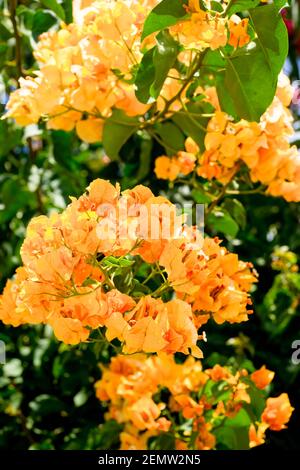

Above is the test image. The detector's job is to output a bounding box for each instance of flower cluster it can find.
[155,137,199,181]
[155,74,300,202]
[171,2,250,51]
[95,353,293,450]
[4,0,154,141]
[4,0,250,141]
[0,179,256,354]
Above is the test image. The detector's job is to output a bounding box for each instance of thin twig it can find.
[9,0,23,78]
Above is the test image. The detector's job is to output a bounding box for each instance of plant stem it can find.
[205,167,240,215]
[151,51,207,125]
[9,0,23,78]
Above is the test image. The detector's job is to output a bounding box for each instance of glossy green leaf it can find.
[192,187,213,204]
[41,0,65,20]
[16,5,35,29]
[205,4,288,121]
[211,1,225,13]
[142,0,188,40]
[274,0,290,10]
[215,425,250,450]
[249,4,288,79]
[52,130,74,169]
[149,432,176,450]
[155,121,185,155]
[246,382,267,421]
[226,408,252,427]
[150,30,180,99]
[32,10,57,40]
[207,207,240,238]
[218,49,276,121]
[102,109,140,160]
[222,198,247,230]
[0,23,12,41]
[135,47,156,104]
[136,136,153,182]
[225,0,260,16]
[62,0,73,23]
[135,30,179,104]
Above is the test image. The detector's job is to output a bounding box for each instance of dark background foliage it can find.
[0,0,299,450]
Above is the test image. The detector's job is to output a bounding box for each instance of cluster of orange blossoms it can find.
[155,74,300,202]
[171,1,250,51]
[0,179,256,354]
[95,354,293,450]
[5,0,155,141]
[4,0,250,141]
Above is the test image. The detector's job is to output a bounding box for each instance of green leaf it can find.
[142,0,188,40]
[0,23,12,41]
[136,136,153,181]
[51,129,78,172]
[32,10,57,40]
[192,187,212,204]
[41,0,65,20]
[135,47,156,104]
[246,381,266,421]
[130,279,152,296]
[202,48,225,74]
[149,432,176,450]
[96,420,123,450]
[222,198,247,230]
[29,440,55,450]
[226,408,252,427]
[207,207,240,238]
[102,256,134,267]
[216,48,274,122]
[102,109,140,160]
[172,101,213,151]
[211,0,225,13]
[215,425,250,450]
[211,381,232,403]
[135,30,179,104]
[208,4,288,121]
[249,4,289,78]
[151,30,180,98]
[155,121,185,155]
[16,5,35,29]
[274,0,290,11]
[62,0,73,23]
[29,394,64,418]
[225,0,260,16]
[258,272,300,336]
